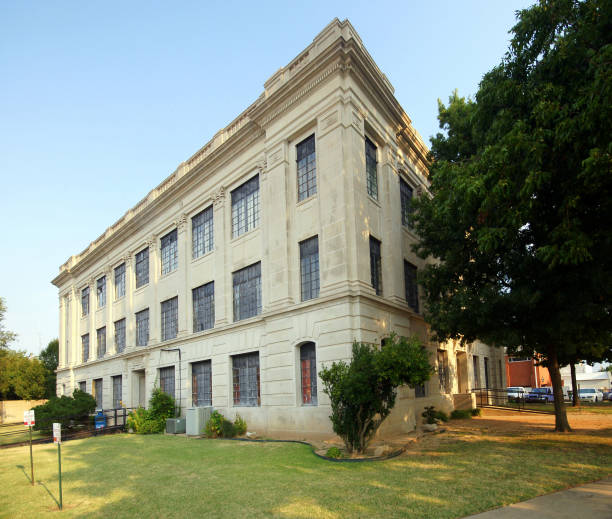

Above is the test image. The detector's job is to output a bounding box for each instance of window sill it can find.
[134,283,150,295]
[160,268,178,280]
[296,193,317,208]
[232,404,260,408]
[231,225,260,245]
[367,194,381,207]
[401,225,419,241]
[191,248,214,265]
[113,295,125,304]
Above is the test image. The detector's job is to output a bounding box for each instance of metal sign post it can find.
[24,410,35,485]
[53,423,62,510]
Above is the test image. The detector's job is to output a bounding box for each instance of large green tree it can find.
[39,339,59,398]
[0,297,17,350]
[412,0,611,431]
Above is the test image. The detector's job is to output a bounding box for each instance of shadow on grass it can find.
[15,464,33,485]
[37,480,60,509]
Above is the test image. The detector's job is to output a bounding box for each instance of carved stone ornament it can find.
[175,214,187,232]
[146,235,157,248]
[213,186,225,207]
[123,253,132,266]
[256,158,268,180]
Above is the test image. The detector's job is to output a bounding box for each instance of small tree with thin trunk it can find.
[319,334,432,455]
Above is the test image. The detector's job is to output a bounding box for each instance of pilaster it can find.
[213,187,228,326]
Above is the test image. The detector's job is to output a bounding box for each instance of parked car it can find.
[506,387,527,402]
[526,387,554,403]
[578,388,604,402]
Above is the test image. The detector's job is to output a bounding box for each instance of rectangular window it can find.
[161,229,178,275]
[231,175,260,238]
[365,137,378,199]
[232,352,260,406]
[297,134,316,201]
[79,381,86,392]
[96,327,106,358]
[192,360,212,407]
[114,318,126,353]
[369,236,382,296]
[415,384,427,398]
[93,378,103,409]
[473,356,481,388]
[135,247,149,288]
[96,276,106,308]
[438,350,450,393]
[192,206,214,259]
[233,262,262,321]
[81,334,89,363]
[300,236,320,301]
[159,366,175,400]
[114,263,126,299]
[400,178,414,227]
[81,287,89,317]
[136,308,149,347]
[484,357,490,389]
[300,343,317,405]
[404,261,419,312]
[193,282,214,332]
[161,297,178,341]
[112,375,122,409]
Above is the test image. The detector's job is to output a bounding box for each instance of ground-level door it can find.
[132,370,146,408]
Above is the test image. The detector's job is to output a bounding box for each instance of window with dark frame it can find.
[232,352,260,406]
[114,263,126,299]
[96,327,106,358]
[369,236,382,296]
[415,383,427,398]
[135,308,149,347]
[297,134,317,201]
[231,175,260,238]
[404,260,419,312]
[192,360,212,407]
[193,282,214,332]
[473,355,481,388]
[159,366,175,400]
[400,178,414,227]
[93,378,103,409]
[299,236,319,301]
[112,375,122,409]
[233,262,261,321]
[161,297,178,341]
[79,381,86,392]
[81,287,89,316]
[438,350,451,393]
[300,342,317,405]
[160,229,178,275]
[81,334,89,363]
[192,206,214,259]
[114,318,126,353]
[365,137,378,199]
[484,357,490,389]
[96,276,106,308]
[135,247,149,288]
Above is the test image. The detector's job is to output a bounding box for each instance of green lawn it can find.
[0,424,44,446]
[1,426,611,519]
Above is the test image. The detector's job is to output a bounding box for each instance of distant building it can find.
[560,363,611,392]
[505,356,551,388]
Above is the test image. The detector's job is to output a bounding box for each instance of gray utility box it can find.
[186,407,213,436]
[166,418,186,434]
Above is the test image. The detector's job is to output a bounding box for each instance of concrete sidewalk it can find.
[464,478,612,518]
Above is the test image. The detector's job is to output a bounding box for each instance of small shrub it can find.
[221,419,236,438]
[33,389,97,433]
[434,410,449,422]
[126,387,176,434]
[450,409,472,420]
[326,447,343,459]
[149,388,176,420]
[422,406,439,424]
[234,414,247,436]
[205,410,226,438]
[471,408,481,416]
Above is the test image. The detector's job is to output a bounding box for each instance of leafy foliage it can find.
[412,0,612,432]
[233,414,247,436]
[0,297,16,351]
[450,409,473,420]
[32,389,97,433]
[0,349,47,400]
[39,339,59,399]
[325,447,343,459]
[204,411,247,438]
[320,334,433,454]
[422,406,439,425]
[127,388,176,434]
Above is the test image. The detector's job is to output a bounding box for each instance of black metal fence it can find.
[472,387,526,410]
[0,408,134,449]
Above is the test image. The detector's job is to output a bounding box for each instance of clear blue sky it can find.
[0,0,534,356]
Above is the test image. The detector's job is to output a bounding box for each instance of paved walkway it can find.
[464,478,612,518]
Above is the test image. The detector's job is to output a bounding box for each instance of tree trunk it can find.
[570,362,580,407]
[547,345,571,432]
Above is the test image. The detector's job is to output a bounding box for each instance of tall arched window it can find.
[300,342,317,405]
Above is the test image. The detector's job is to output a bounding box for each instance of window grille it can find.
[161,297,178,341]
[160,366,175,400]
[300,343,317,405]
[400,178,414,227]
[161,229,178,275]
[192,206,214,259]
[81,287,89,316]
[415,384,427,398]
[192,360,212,407]
[300,236,320,301]
[112,375,122,409]
[365,137,378,199]
[114,318,126,353]
[96,327,106,358]
[114,263,126,299]
[93,378,103,409]
[473,356,481,387]
[484,357,490,389]
[79,381,86,392]
[193,282,214,332]
[233,262,261,321]
[232,352,260,406]
[135,247,149,288]
[438,350,451,393]
[297,135,316,201]
[96,276,106,308]
[81,334,89,363]
[404,261,419,312]
[136,308,149,346]
[231,175,260,238]
[369,236,382,296]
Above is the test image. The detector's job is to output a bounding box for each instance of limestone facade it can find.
[52,19,504,436]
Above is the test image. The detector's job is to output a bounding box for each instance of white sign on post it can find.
[53,423,61,444]
[23,410,35,427]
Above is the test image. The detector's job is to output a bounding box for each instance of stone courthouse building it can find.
[52,19,504,436]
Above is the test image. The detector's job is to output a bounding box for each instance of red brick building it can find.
[505,356,551,388]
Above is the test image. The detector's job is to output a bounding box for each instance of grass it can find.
[504,402,612,414]
[1,420,611,519]
[0,424,44,446]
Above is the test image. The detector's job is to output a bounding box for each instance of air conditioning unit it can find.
[166,418,186,434]
[186,407,213,436]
